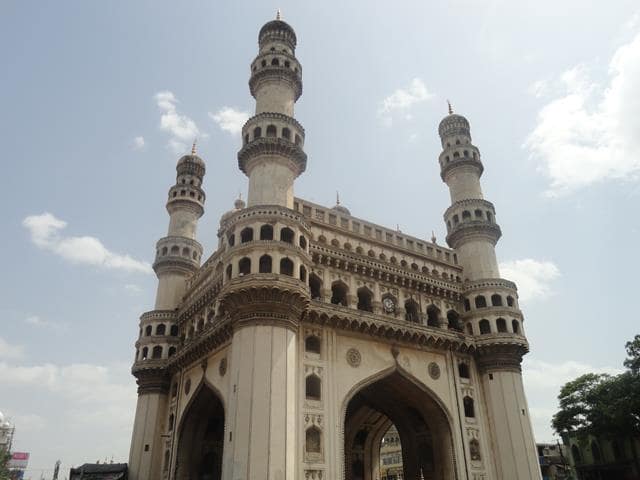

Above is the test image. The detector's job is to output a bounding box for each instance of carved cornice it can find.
[446,221,502,248]
[219,275,310,331]
[463,278,517,294]
[238,137,307,177]
[440,157,484,182]
[474,337,529,373]
[178,276,223,324]
[218,204,311,233]
[140,310,176,323]
[249,66,303,101]
[132,363,170,394]
[444,199,495,219]
[305,302,476,354]
[243,111,305,135]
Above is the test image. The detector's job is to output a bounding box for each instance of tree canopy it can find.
[552,335,640,438]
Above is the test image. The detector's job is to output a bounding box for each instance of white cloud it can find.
[378,78,434,126]
[527,79,550,99]
[24,315,68,331]
[0,337,24,360]
[210,107,250,135]
[525,32,640,196]
[124,284,142,295]
[131,136,145,151]
[23,213,152,274]
[155,90,201,154]
[499,259,560,303]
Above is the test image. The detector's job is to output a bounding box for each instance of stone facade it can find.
[127,15,541,480]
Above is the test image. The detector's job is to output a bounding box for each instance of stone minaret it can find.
[217,14,311,479]
[128,146,206,480]
[239,11,306,208]
[439,109,541,479]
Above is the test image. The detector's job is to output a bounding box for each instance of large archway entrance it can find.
[175,384,225,480]
[344,370,455,480]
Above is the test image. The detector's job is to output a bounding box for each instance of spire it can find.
[431,230,437,244]
[447,100,453,115]
[276,8,282,20]
[336,191,340,205]
[191,139,197,155]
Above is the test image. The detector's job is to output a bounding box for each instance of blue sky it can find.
[1,0,640,476]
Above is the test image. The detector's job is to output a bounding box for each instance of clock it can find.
[383,297,396,313]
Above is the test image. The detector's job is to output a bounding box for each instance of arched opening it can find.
[168,346,176,357]
[227,234,235,247]
[280,227,294,243]
[282,127,291,140]
[271,58,280,66]
[464,298,471,311]
[299,235,307,249]
[170,325,179,336]
[225,264,232,281]
[344,370,455,480]
[259,254,272,273]
[404,299,420,323]
[266,124,277,137]
[309,273,322,300]
[253,126,261,139]
[260,224,273,240]
[145,325,152,336]
[305,335,321,354]
[491,294,503,307]
[475,295,487,308]
[175,385,225,480]
[458,362,470,379]
[306,375,321,400]
[466,323,473,335]
[306,426,322,456]
[506,296,515,307]
[479,319,491,334]
[426,305,440,327]
[238,257,251,276]
[152,346,163,359]
[331,281,348,307]
[446,310,462,331]
[357,287,373,312]
[462,210,471,221]
[279,257,294,276]
[240,227,253,243]
[299,265,307,282]
[463,396,475,418]
[512,319,520,334]
[141,347,148,360]
[496,318,507,332]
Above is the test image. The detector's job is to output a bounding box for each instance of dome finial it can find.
[191,138,197,155]
[336,190,340,205]
[431,230,437,244]
[276,8,282,20]
[447,100,453,115]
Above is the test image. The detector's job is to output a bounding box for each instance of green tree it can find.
[624,334,640,375]
[551,373,610,435]
[0,446,11,480]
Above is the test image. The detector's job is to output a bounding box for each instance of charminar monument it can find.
[128,13,541,480]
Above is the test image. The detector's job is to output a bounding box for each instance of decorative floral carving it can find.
[428,362,441,379]
[346,348,361,367]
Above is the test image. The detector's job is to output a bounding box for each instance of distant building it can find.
[537,442,571,479]
[380,426,403,480]
[0,411,14,451]
[563,433,640,480]
[69,463,127,480]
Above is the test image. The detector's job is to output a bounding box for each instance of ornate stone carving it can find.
[346,348,361,367]
[428,362,441,380]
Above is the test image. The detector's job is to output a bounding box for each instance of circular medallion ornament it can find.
[428,362,441,380]
[219,357,228,376]
[382,297,396,314]
[184,378,192,395]
[346,348,361,367]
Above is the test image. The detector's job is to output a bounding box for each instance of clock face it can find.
[383,297,396,313]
